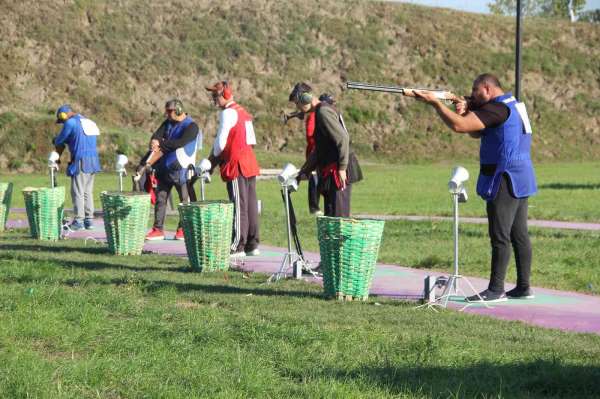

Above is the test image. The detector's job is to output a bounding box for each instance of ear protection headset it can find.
[57,112,68,122]
[166,99,184,116]
[174,100,183,116]
[299,91,313,105]
[221,81,232,100]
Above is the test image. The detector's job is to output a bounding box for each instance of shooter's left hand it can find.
[413,90,441,104]
[339,169,347,190]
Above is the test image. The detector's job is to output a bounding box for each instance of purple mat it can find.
[5,217,600,335]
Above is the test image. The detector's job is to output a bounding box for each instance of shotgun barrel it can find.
[346,81,461,103]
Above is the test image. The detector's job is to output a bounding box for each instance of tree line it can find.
[489,0,599,22]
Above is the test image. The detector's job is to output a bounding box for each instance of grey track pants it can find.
[71,172,95,222]
[226,175,260,253]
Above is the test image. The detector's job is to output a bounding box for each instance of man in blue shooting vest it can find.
[142,99,201,241]
[53,104,102,231]
[416,73,537,302]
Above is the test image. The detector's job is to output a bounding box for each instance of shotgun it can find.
[346,81,463,104]
[133,149,163,182]
[281,110,304,124]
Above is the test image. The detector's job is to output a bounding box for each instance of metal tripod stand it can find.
[423,189,489,311]
[118,170,126,192]
[268,183,317,282]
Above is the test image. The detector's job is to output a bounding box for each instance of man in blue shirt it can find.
[53,104,102,230]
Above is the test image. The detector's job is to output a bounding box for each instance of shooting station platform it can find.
[6,215,600,336]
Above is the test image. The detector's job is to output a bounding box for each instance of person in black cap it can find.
[289,83,362,217]
[53,104,101,230]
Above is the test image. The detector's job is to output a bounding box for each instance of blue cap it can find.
[55,104,72,124]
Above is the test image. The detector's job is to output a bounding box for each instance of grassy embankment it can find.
[1,1,599,172]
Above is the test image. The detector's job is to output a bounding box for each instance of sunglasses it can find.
[165,109,176,114]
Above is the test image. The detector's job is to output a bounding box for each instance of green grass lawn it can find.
[3,159,600,220]
[1,232,600,398]
[2,160,600,295]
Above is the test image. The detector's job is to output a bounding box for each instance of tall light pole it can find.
[515,0,522,100]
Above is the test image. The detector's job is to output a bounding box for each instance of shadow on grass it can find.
[0,253,324,299]
[412,255,450,269]
[0,248,188,273]
[540,183,600,190]
[2,272,324,300]
[284,360,600,398]
[140,279,324,299]
[0,243,110,255]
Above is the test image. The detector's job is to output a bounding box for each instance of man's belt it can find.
[480,164,497,176]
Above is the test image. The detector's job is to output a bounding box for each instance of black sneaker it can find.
[302,263,321,275]
[68,220,85,231]
[84,219,95,230]
[506,287,535,299]
[466,289,507,303]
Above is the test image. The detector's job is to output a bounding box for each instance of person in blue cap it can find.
[53,104,102,230]
[415,73,537,302]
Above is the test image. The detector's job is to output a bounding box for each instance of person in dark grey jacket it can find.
[289,83,362,217]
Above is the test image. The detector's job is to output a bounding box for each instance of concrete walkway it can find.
[10,208,600,231]
[355,214,600,231]
[5,216,600,336]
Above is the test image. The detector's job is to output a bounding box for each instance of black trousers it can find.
[322,180,352,218]
[153,168,196,230]
[308,173,321,213]
[486,173,532,293]
[227,175,260,252]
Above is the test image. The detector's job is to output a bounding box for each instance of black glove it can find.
[295,170,308,186]
[136,164,150,175]
[296,169,308,181]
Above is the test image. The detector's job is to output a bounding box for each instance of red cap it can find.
[205,81,233,100]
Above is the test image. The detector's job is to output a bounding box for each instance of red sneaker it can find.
[174,227,185,241]
[145,227,165,241]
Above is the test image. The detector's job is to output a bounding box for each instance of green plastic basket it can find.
[317,216,385,300]
[0,182,13,232]
[101,191,151,255]
[178,200,234,272]
[22,186,65,241]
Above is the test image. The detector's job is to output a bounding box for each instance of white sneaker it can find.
[246,248,260,256]
[230,250,246,258]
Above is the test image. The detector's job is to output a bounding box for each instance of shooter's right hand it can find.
[455,100,468,116]
[295,170,307,185]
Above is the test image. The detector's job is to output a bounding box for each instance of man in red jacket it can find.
[206,81,260,258]
[290,83,362,217]
[295,82,322,215]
